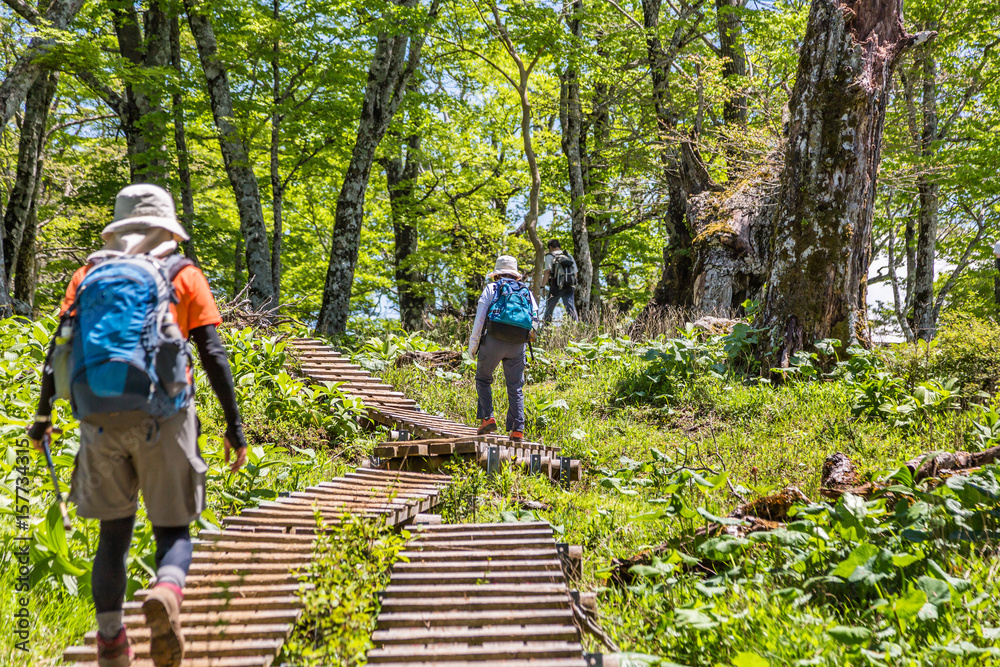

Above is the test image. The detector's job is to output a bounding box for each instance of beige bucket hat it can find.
[101,184,190,241]
[487,255,522,280]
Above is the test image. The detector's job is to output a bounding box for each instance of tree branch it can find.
[2,0,39,23]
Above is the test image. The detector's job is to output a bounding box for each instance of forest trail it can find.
[368,521,592,666]
[59,338,589,666]
[290,339,580,482]
[60,468,451,666]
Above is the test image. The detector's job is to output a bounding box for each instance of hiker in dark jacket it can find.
[468,255,538,443]
[542,239,579,323]
[28,184,247,667]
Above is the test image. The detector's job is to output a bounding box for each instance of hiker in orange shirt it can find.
[28,184,247,667]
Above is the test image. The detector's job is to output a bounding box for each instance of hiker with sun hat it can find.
[468,255,538,443]
[27,183,247,667]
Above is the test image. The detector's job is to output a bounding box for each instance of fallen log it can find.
[395,350,463,369]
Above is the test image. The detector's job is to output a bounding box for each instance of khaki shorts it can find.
[68,406,207,526]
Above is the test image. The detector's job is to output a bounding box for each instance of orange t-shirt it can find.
[60,262,222,338]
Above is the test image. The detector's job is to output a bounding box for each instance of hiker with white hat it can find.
[28,184,247,667]
[468,255,538,443]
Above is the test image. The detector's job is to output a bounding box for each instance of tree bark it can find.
[4,71,55,283]
[12,150,45,310]
[382,133,426,331]
[639,0,695,311]
[233,235,245,299]
[912,28,938,341]
[715,0,747,128]
[170,17,199,265]
[270,0,283,304]
[111,0,171,184]
[184,0,275,310]
[0,0,84,130]
[559,0,593,321]
[315,0,437,335]
[761,0,932,365]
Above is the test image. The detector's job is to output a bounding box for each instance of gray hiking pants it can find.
[475,335,526,433]
[543,286,578,322]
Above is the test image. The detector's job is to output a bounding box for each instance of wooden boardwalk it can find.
[369,521,591,666]
[62,469,451,666]
[290,338,581,481]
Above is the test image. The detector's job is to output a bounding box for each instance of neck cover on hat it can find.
[88,223,178,264]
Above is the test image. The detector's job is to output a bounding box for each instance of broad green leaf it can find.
[894,588,927,620]
[732,652,769,667]
[832,543,878,578]
[828,625,872,646]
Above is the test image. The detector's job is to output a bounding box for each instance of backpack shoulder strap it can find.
[163,254,195,282]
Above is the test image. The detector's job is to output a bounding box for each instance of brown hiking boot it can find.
[97,626,133,667]
[142,583,184,667]
[477,418,497,435]
[509,430,523,443]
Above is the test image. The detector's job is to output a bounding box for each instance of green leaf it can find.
[893,588,927,620]
[732,652,769,667]
[916,576,951,607]
[832,543,879,578]
[828,625,872,646]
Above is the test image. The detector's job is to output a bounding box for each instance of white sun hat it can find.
[487,255,522,280]
[100,184,190,241]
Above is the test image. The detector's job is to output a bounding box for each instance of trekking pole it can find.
[41,431,72,531]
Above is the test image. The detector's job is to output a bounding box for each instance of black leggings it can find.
[91,517,192,613]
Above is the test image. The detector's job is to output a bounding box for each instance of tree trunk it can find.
[233,235,245,299]
[184,0,274,310]
[560,0,593,321]
[112,0,171,184]
[315,0,436,335]
[383,133,426,331]
[4,71,56,282]
[270,0,283,304]
[640,0,695,311]
[170,17,199,265]
[518,83,545,300]
[12,151,44,310]
[0,0,84,129]
[761,0,931,365]
[912,29,938,341]
[715,0,747,128]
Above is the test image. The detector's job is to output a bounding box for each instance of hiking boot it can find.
[477,418,497,435]
[97,626,133,667]
[509,431,523,443]
[142,583,184,667]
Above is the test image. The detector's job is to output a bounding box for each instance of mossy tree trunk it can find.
[381,132,427,331]
[560,0,593,321]
[761,0,932,366]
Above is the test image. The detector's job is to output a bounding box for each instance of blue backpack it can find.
[486,278,536,344]
[57,254,194,419]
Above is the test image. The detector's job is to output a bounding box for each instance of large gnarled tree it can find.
[761,0,933,364]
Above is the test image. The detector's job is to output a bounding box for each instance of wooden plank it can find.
[392,559,562,573]
[120,609,301,628]
[389,571,565,584]
[84,624,292,644]
[65,638,284,661]
[373,624,580,644]
[366,641,585,663]
[383,584,568,598]
[378,595,571,613]
[68,658,272,667]
[375,608,575,629]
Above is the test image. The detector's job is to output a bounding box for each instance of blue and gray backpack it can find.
[486,278,536,344]
[55,254,194,419]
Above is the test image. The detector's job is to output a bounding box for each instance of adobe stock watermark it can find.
[12,437,32,652]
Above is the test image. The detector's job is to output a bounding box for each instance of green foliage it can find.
[281,514,407,665]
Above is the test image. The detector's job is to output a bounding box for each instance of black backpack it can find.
[549,252,577,290]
